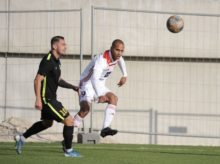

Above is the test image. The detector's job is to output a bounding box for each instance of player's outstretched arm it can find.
[34,74,44,110]
[118,57,128,87]
[58,78,79,92]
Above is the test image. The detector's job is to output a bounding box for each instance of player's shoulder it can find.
[119,56,124,61]
[94,51,105,61]
[42,52,55,62]
[39,53,53,66]
[101,50,111,64]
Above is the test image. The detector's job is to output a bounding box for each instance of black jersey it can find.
[37,52,61,102]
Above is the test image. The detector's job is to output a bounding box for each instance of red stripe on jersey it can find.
[103,50,111,65]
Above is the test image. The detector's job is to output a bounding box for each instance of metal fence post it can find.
[154,110,158,145]
[4,0,11,121]
[89,6,95,133]
[79,8,85,133]
[79,8,83,75]
[149,108,153,144]
[91,6,94,58]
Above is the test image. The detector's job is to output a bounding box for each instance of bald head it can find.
[111,39,124,49]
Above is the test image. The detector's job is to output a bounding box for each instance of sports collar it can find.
[109,50,114,62]
[49,51,60,61]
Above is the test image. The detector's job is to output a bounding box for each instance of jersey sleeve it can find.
[37,58,53,76]
[118,57,128,77]
[90,55,106,97]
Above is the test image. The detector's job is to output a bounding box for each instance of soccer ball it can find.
[166,15,184,33]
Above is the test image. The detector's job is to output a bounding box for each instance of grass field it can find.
[0,142,220,164]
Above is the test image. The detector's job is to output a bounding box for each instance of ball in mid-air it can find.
[166,15,184,33]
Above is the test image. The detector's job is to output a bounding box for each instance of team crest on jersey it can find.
[81,91,86,97]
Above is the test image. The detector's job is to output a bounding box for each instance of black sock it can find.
[23,121,48,138]
[63,126,74,150]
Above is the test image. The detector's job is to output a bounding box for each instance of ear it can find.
[52,43,57,50]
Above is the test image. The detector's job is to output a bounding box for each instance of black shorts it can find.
[41,99,70,122]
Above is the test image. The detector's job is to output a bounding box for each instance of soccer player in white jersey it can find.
[74,39,127,137]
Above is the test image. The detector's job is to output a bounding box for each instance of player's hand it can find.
[117,77,127,87]
[35,98,42,110]
[98,96,109,103]
[73,86,79,92]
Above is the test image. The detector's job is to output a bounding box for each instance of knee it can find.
[79,102,90,118]
[64,116,74,126]
[114,95,118,103]
[108,94,118,105]
[42,120,53,128]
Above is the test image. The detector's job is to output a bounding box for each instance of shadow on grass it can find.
[78,146,220,157]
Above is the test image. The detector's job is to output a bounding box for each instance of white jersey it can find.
[80,50,127,97]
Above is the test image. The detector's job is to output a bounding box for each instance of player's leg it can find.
[62,115,81,157]
[15,103,54,155]
[43,99,81,158]
[15,120,53,155]
[62,114,86,157]
[74,101,91,127]
[23,119,53,138]
[61,92,91,156]
[73,81,94,128]
[100,92,118,137]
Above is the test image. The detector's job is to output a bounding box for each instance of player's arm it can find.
[117,57,128,87]
[34,58,52,110]
[58,77,79,92]
[34,74,44,110]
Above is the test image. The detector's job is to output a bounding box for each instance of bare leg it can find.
[74,101,91,127]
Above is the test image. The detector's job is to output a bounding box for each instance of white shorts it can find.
[79,80,110,103]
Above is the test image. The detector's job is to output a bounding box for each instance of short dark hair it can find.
[111,39,124,48]
[51,36,64,49]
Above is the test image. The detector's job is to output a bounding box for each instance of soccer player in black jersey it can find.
[15,36,81,157]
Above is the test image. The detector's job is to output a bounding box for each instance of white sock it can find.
[103,104,116,128]
[16,134,25,142]
[66,148,73,153]
[74,114,83,127]
[20,135,26,142]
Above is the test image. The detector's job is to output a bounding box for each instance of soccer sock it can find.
[20,135,26,142]
[63,126,74,150]
[74,114,83,127]
[23,121,48,139]
[103,104,116,128]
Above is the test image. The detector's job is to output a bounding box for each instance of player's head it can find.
[51,36,67,55]
[110,39,124,61]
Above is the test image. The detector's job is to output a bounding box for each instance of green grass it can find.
[0,142,220,164]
